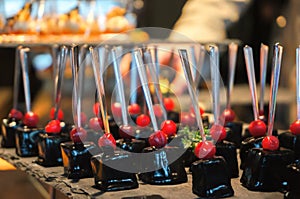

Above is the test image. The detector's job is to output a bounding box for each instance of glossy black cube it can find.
[240,148,295,192]
[1,118,21,148]
[284,160,300,199]
[116,139,146,153]
[36,132,70,167]
[15,126,43,157]
[60,142,99,179]
[138,146,187,185]
[240,136,264,170]
[224,121,243,148]
[216,140,239,178]
[90,151,139,191]
[191,156,234,198]
[279,132,300,158]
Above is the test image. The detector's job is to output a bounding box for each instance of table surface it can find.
[0,147,284,199]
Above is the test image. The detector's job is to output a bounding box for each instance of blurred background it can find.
[0,0,299,130]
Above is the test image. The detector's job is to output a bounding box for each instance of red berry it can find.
[111,102,122,118]
[98,133,116,149]
[74,112,87,126]
[119,125,135,139]
[23,111,39,127]
[180,112,196,127]
[248,120,267,137]
[210,124,227,142]
[164,97,175,111]
[290,119,300,135]
[50,107,64,121]
[262,135,279,151]
[194,141,216,159]
[9,109,23,120]
[153,104,163,118]
[148,130,167,148]
[222,108,235,123]
[136,114,151,127]
[128,103,141,115]
[161,120,177,137]
[45,120,61,134]
[93,102,100,116]
[70,127,87,143]
[89,117,103,132]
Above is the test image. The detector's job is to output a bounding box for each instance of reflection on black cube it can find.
[240,136,263,170]
[191,156,234,198]
[90,150,138,191]
[224,121,243,148]
[279,132,300,158]
[15,126,42,157]
[284,160,300,199]
[216,140,239,178]
[36,132,70,167]
[241,148,295,192]
[60,141,99,179]
[1,118,21,148]
[138,146,187,185]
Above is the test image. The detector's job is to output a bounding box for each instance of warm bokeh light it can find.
[276,15,287,28]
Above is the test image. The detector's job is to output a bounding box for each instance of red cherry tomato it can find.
[98,133,116,149]
[210,124,227,142]
[111,102,122,118]
[128,103,141,115]
[9,109,23,120]
[23,111,39,127]
[89,117,103,132]
[194,141,216,159]
[222,108,235,123]
[164,97,175,111]
[161,120,177,137]
[70,127,87,143]
[45,119,61,134]
[148,130,167,148]
[119,125,135,139]
[290,119,300,135]
[180,112,196,127]
[136,114,151,127]
[50,107,64,121]
[152,104,163,118]
[248,120,267,137]
[262,135,279,151]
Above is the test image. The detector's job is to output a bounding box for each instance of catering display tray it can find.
[0,145,283,199]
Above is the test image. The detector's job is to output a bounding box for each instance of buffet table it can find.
[0,146,284,199]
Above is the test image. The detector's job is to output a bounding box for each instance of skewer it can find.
[267,43,283,136]
[90,46,110,134]
[53,46,68,120]
[259,44,269,117]
[111,47,129,126]
[178,49,206,141]
[227,42,238,110]
[143,48,167,121]
[133,49,159,132]
[244,46,259,121]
